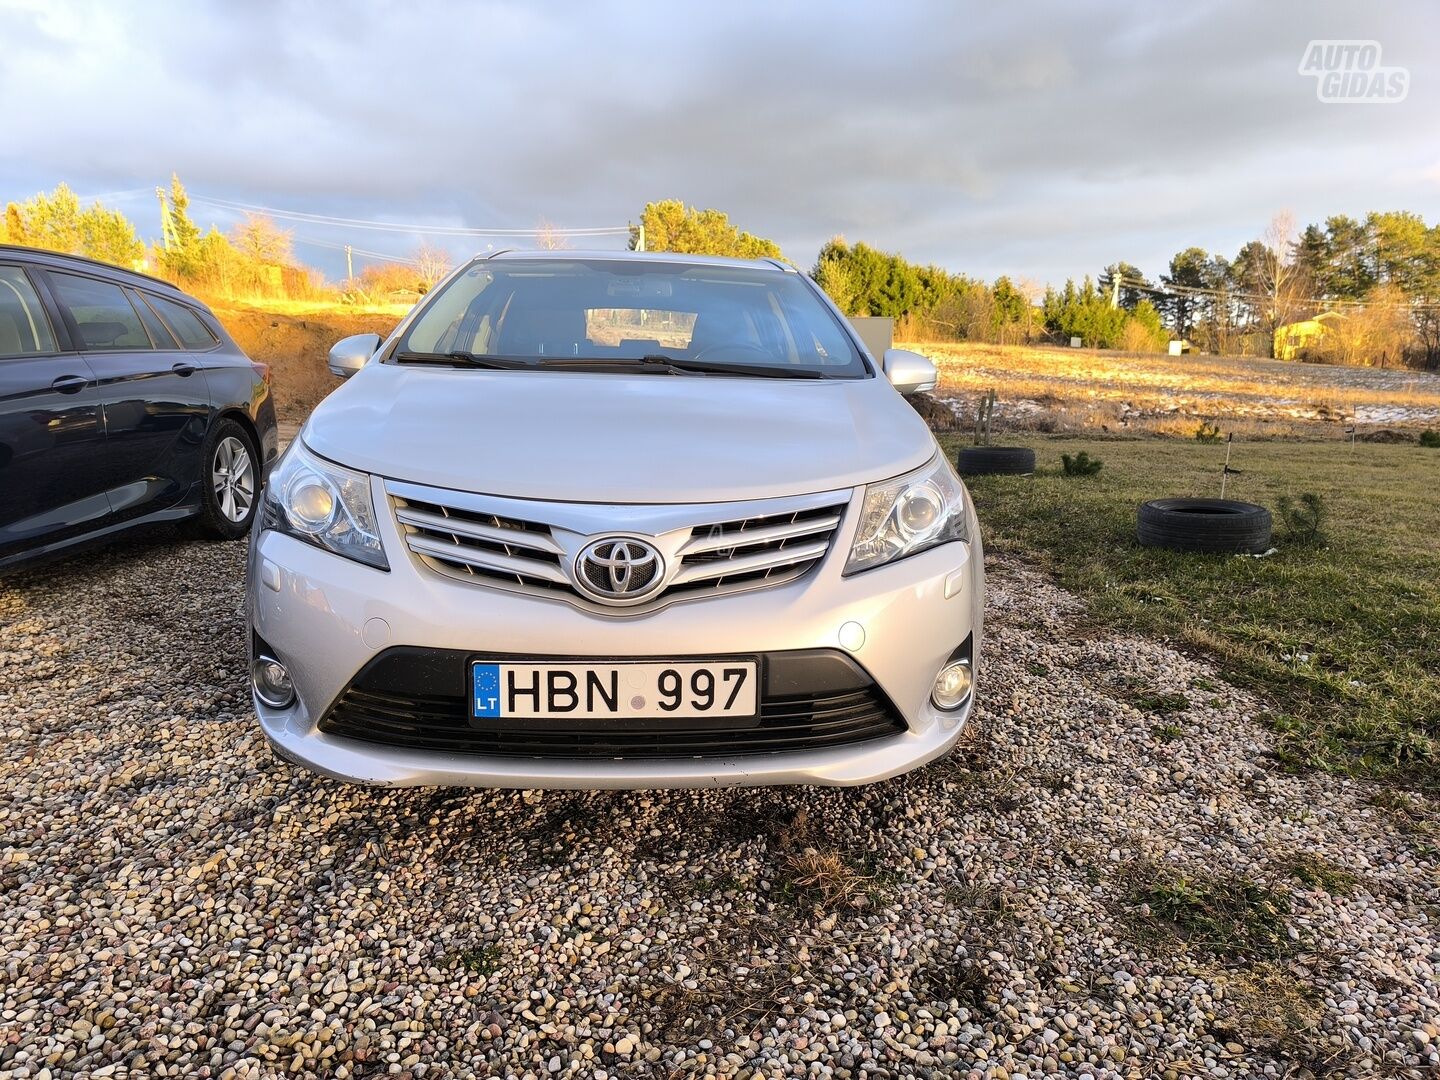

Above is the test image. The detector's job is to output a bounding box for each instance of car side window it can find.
[0,266,58,358]
[47,271,150,351]
[129,289,179,349]
[147,295,220,349]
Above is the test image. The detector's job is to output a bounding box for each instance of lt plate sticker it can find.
[473,663,501,718]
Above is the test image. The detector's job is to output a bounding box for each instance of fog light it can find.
[932,659,972,711]
[252,656,295,708]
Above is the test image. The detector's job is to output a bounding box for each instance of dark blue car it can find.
[0,246,278,567]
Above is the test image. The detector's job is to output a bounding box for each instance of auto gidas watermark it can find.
[1299,40,1409,104]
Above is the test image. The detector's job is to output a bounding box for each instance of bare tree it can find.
[412,243,452,291]
[231,213,293,266]
[535,218,570,251]
[1259,211,1301,356]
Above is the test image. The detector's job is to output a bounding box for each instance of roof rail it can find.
[0,243,184,292]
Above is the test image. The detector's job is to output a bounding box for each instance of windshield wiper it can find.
[392,349,533,369]
[628,354,826,379]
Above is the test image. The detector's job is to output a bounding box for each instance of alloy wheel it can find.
[213,436,256,523]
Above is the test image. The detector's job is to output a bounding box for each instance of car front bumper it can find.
[247,482,984,789]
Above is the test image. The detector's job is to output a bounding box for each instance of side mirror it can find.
[882,348,937,396]
[328,333,382,379]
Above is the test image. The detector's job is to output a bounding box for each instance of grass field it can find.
[939,432,1440,789]
[914,341,1440,439]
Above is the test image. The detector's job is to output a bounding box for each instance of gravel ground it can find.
[2,535,1438,1079]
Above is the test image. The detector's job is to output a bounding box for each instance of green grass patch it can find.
[1124,866,1294,961]
[447,944,502,975]
[1126,689,1191,714]
[1278,852,1360,895]
[943,434,1440,788]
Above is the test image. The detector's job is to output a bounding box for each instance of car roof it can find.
[0,244,197,298]
[477,248,797,273]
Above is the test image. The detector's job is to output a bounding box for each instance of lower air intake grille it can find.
[318,648,906,760]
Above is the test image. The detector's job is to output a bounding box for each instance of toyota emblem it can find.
[574,536,665,604]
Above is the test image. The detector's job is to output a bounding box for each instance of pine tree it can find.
[162,174,204,278]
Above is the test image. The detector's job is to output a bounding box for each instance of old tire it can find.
[956,446,1036,476]
[1137,498,1272,554]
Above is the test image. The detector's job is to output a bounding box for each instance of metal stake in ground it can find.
[1220,433,1239,499]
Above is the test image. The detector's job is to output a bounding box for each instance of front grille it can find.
[319,648,906,760]
[392,496,569,592]
[388,481,850,614]
[669,503,843,598]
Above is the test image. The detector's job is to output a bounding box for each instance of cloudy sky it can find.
[2,0,1438,286]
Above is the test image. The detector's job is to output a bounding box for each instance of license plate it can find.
[471,660,759,720]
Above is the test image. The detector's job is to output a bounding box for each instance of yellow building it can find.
[1274,311,1345,360]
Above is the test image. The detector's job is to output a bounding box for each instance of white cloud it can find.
[2,0,1437,284]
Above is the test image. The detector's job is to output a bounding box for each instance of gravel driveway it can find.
[2,536,1437,1078]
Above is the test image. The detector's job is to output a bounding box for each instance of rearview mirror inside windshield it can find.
[606,276,673,299]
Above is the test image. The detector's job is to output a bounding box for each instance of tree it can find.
[9,183,144,268]
[3,203,26,246]
[812,238,926,320]
[1252,211,1303,357]
[631,200,782,260]
[17,183,84,255]
[1320,284,1410,367]
[1122,300,1168,352]
[534,218,569,251]
[813,242,860,315]
[1160,247,1213,339]
[412,243,452,291]
[1319,214,1374,299]
[1098,261,1152,311]
[990,276,1028,344]
[231,213,293,265]
[1042,277,1131,348]
[80,204,145,268]
[161,174,204,279]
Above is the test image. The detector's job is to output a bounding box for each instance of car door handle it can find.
[171,362,197,377]
[51,374,89,394]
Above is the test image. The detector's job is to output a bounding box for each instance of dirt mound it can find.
[907,392,965,432]
[211,304,402,422]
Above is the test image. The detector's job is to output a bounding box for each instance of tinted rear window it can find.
[48,271,149,350]
[148,295,219,349]
[130,289,179,348]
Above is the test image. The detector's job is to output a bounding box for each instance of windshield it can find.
[393,258,868,378]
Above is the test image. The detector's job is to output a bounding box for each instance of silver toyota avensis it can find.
[247,251,983,788]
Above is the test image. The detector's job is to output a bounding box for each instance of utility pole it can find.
[155,186,175,253]
[345,244,353,283]
[635,222,645,252]
[1110,273,1121,309]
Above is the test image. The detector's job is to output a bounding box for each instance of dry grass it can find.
[911,341,1440,438]
[778,849,880,913]
[206,296,414,319]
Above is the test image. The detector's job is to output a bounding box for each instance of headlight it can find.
[845,454,969,574]
[262,442,388,570]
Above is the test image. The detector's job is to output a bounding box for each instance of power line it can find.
[290,233,420,266]
[189,193,631,238]
[73,187,154,204]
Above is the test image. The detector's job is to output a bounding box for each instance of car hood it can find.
[303,364,936,503]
